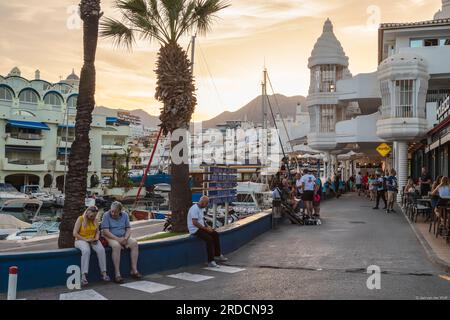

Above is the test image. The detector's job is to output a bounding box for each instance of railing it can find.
[437,96,450,122]
[395,105,414,118]
[9,133,43,140]
[8,159,45,165]
[59,136,75,143]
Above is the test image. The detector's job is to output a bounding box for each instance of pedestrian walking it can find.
[356,172,363,196]
[373,172,387,210]
[386,169,398,213]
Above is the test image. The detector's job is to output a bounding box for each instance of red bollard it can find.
[7,266,18,300]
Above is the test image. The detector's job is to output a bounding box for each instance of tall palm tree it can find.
[101,0,229,232]
[58,0,103,248]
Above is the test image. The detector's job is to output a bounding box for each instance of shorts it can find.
[356,184,362,190]
[387,191,396,203]
[302,191,314,202]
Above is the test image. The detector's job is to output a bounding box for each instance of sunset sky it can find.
[0,0,443,121]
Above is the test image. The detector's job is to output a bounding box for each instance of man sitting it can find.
[101,201,142,283]
[188,196,228,268]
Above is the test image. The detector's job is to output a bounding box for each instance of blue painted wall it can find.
[0,213,271,293]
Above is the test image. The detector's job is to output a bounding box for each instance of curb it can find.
[400,206,450,274]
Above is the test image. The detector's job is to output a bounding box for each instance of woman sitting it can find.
[431,176,443,210]
[431,176,450,225]
[73,206,110,286]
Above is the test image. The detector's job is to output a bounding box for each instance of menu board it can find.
[203,166,238,206]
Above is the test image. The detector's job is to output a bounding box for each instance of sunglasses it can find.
[88,207,99,212]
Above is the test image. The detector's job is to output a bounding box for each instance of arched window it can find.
[19,89,39,103]
[12,110,36,117]
[44,93,63,106]
[67,96,78,108]
[0,87,13,101]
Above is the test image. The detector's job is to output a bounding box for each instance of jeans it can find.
[75,240,107,275]
[376,190,387,208]
[194,229,222,263]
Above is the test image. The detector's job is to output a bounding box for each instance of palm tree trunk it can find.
[155,43,196,233]
[58,0,101,248]
[170,133,192,233]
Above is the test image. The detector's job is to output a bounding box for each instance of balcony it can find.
[5,133,45,147]
[55,159,94,172]
[101,145,126,155]
[2,158,47,171]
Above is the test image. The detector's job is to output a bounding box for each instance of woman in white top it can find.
[431,176,450,222]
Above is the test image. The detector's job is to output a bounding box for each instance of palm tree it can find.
[58,0,102,248]
[101,0,229,232]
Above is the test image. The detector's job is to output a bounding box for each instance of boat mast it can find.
[261,67,268,184]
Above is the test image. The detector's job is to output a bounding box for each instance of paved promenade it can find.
[3,194,449,300]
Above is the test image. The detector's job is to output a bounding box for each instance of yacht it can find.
[21,185,55,207]
[0,183,29,208]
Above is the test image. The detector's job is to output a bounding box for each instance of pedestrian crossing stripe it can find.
[60,289,108,300]
[204,266,246,274]
[121,281,175,294]
[168,272,215,282]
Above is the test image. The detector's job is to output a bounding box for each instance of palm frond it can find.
[193,0,230,35]
[100,17,135,50]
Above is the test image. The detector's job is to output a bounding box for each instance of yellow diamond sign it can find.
[377,143,392,157]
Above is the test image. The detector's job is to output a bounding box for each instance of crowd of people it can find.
[352,169,399,213]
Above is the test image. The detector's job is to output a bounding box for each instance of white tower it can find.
[8,67,21,77]
[377,53,430,201]
[306,19,350,178]
[434,0,450,19]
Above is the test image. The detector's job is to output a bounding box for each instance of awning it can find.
[58,124,76,129]
[106,117,118,124]
[7,120,50,131]
[58,147,71,155]
[5,146,41,152]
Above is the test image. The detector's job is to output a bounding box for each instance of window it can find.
[19,90,39,103]
[320,105,336,133]
[67,96,78,108]
[395,80,415,118]
[410,39,423,48]
[44,93,62,106]
[12,110,36,117]
[424,39,439,47]
[0,87,13,101]
[440,39,450,46]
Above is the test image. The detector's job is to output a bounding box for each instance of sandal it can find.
[81,278,89,287]
[114,276,124,284]
[102,274,111,282]
[131,272,143,280]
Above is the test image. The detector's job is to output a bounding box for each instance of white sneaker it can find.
[214,255,228,262]
[208,261,219,268]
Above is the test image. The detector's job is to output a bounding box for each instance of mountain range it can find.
[95,94,306,129]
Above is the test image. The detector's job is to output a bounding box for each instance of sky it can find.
[0,0,443,121]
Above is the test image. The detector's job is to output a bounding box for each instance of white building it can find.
[0,67,131,190]
[306,0,450,195]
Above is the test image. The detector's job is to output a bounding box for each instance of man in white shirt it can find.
[187,196,228,267]
[355,172,363,196]
[299,169,316,216]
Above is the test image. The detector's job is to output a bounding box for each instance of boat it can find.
[54,194,97,208]
[235,182,273,211]
[6,221,60,241]
[20,185,55,207]
[0,214,32,240]
[0,183,30,209]
[0,199,43,223]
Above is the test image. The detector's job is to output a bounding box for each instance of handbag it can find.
[99,236,109,248]
[313,194,321,203]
